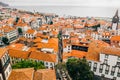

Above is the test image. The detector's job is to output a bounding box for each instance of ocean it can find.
[10,6,120,18]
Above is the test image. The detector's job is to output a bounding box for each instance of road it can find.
[58,30,63,62]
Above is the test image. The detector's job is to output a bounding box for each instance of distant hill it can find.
[0,2,9,7]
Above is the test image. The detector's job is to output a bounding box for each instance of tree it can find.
[15,17,19,23]
[18,28,23,35]
[49,21,53,25]
[2,37,9,45]
[66,58,94,80]
[12,60,45,70]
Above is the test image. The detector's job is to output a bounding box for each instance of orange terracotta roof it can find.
[35,38,58,52]
[87,40,109,61]
[0,33,3,37]
[102,47,120,56]
[7,43,24,50]
[51,31,58,35]
[111,36,120,41]
[0,48,7,58]
[15,23,28,27]
[33,37,42,43]
[19,37,27,41]
[8,68,34,80]
[26,29,35,34]
[29,51,57,62]
[38,27,47,31]
[28,47,38,52]
[0,26,15,33]
[34,69,56,80]
[35,33,42,37]
[63,50,87,59]
[8,49,30,59]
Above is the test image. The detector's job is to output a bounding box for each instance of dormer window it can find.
[105,54,109,59]
[104,59,108,64]
[116,62,120,67]
[118,57,120,61]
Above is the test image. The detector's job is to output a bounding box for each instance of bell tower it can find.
[112,10,119,30]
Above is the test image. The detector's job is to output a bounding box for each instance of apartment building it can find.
[0,48,12,80]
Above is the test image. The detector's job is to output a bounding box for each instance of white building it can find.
[29,51,57,69]
[0,48,12,80]
[24,29,37,39]
[88,47,120,80]
[0,26,18,42]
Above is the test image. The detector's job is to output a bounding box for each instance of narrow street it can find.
[58,30,63,62]
[56,30,72,80]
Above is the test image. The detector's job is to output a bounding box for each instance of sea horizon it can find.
[9,6,120,18]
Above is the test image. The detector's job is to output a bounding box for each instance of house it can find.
[88,47,120,80]
[0,26,18,42]
[111,36,120,48]
[29,51,57,69]
[0,48,12,80]
[24,29,37,39]
[8,68,56,80]
[8,68,34,80]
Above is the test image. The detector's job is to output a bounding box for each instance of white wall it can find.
[89,53,120,80]
[0,73,3,80]
[4,63,12,80]
[44,61,55,69]
[1,53,9,67]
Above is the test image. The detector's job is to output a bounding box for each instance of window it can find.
[9,66,12,72]
[93,63,97,72]
[111,71,115,76]
[111,66,116,72]
[105,65,110,74]
[46,62,48,65]
[117,68,120,77]
[50,63,53,66]
[3,57,5,64]
[117,73,120,77]
[99,64,103,73]
[111,66,116,76]
[105,54,109,59]
[5,54,8,61]
[118,57,120,61]
[116,62,120,67]
[88,62,92,68]
[6,72,8,77]
[104,59,108,64]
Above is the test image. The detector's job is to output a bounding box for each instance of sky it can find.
[1,0,120,7]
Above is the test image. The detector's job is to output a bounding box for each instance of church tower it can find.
[111,10,119,30]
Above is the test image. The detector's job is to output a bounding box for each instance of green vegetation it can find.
[2,37,9,45]
[57,34,61,40]
[55,62,66,71]
[66,58,94,80]
[15,17,19,23]
[18,28,23,35]
[49,21,53,25]
[12,60,45,70]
